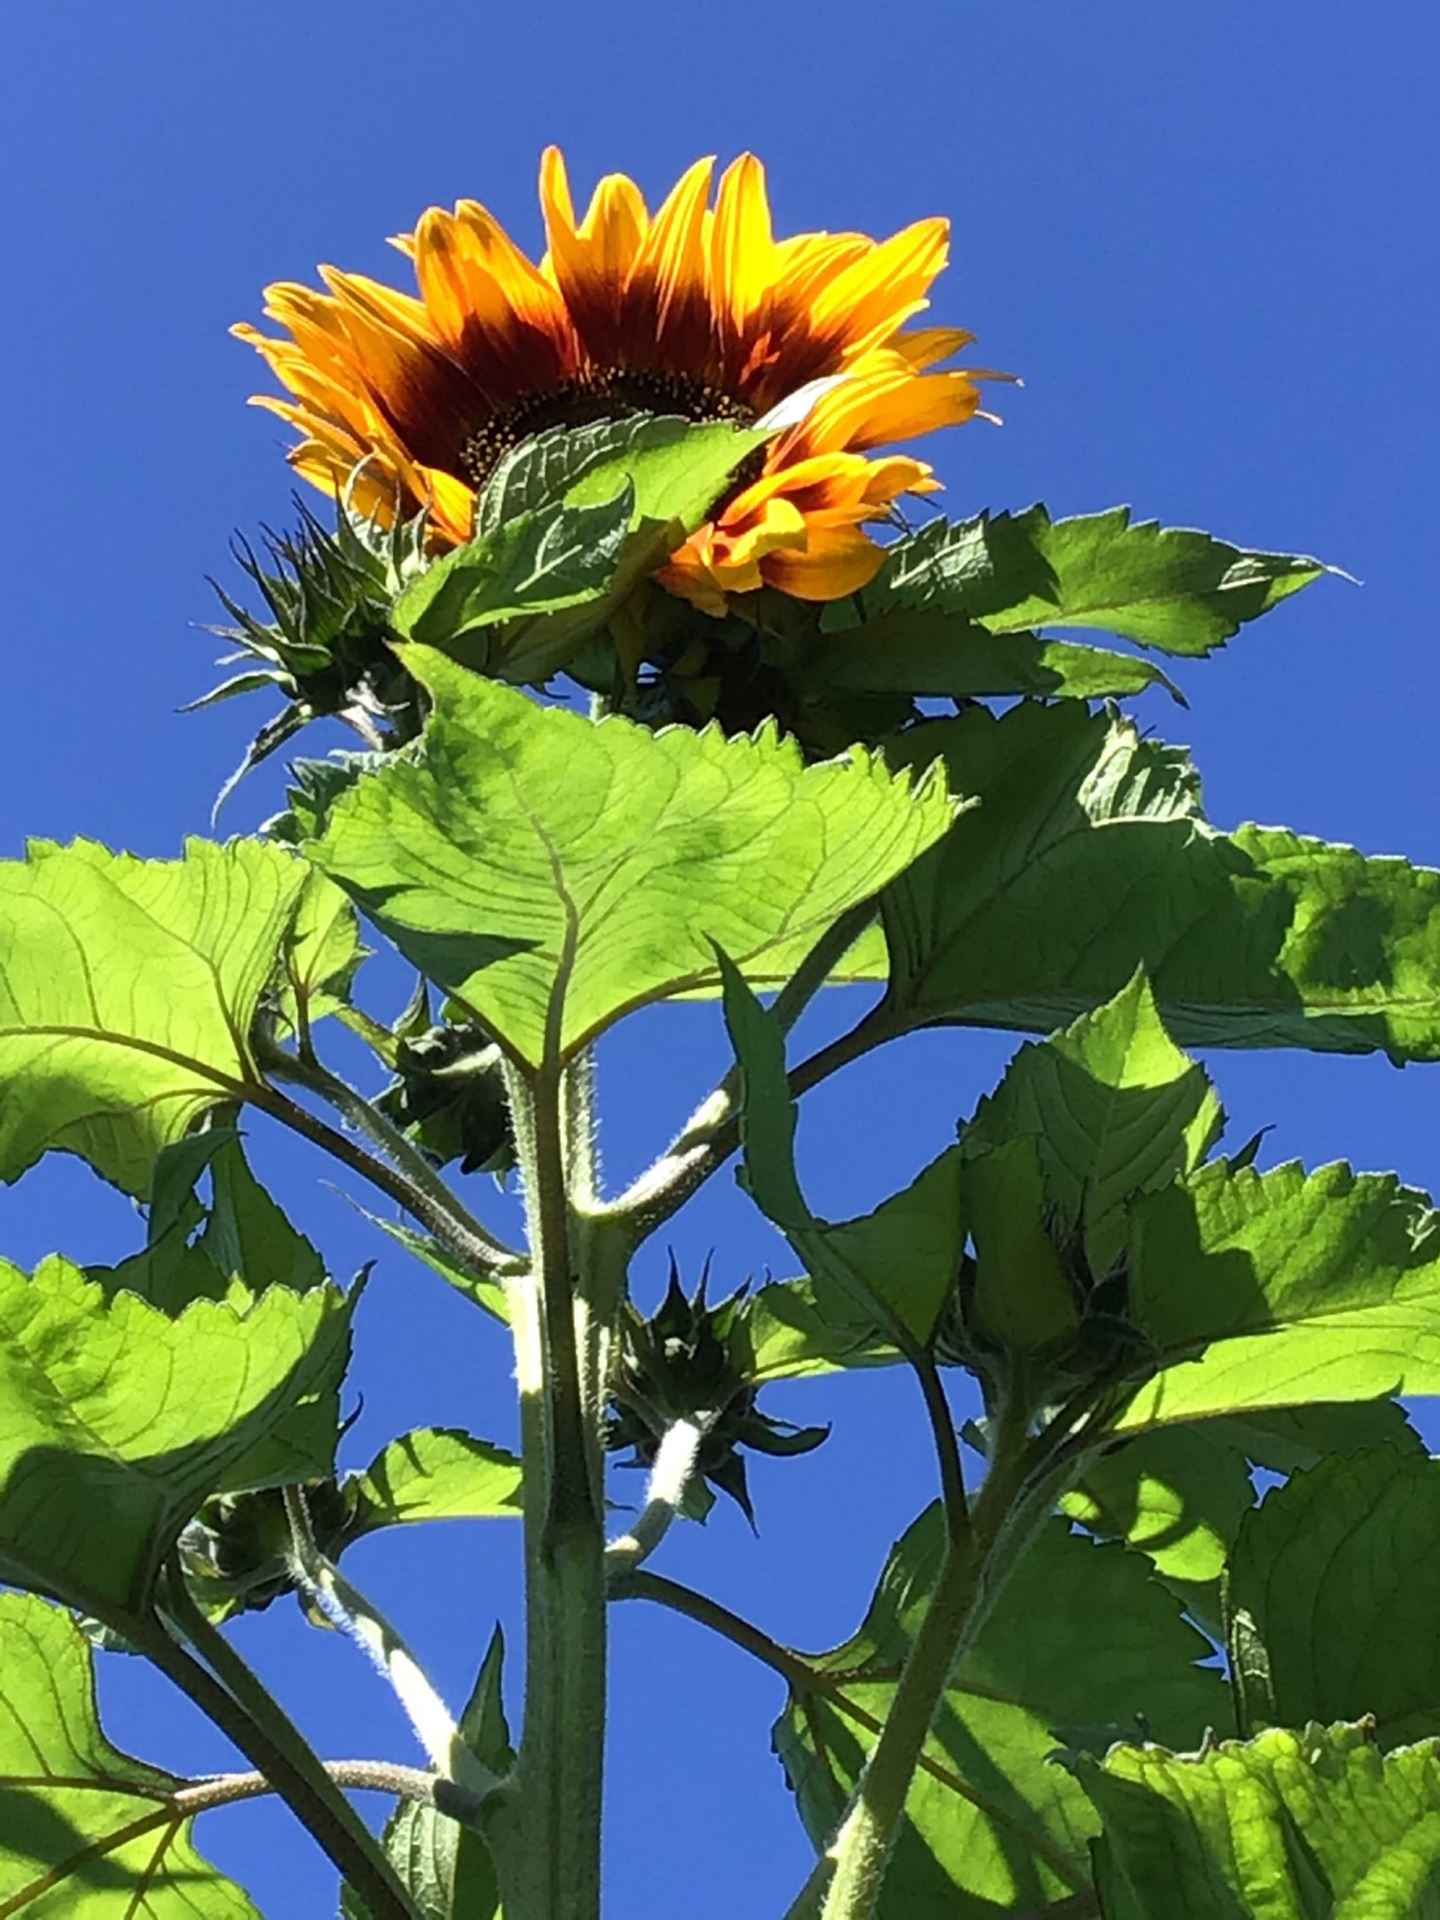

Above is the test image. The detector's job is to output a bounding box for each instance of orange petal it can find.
[795,366,981,455]
[761,525,886,601]
[629,155,714,351]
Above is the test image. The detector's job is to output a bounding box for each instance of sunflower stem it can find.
[788,1393,1035,1920]
[494,1055,608,1920]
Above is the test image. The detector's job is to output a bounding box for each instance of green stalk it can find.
[500,1057,608,1920]
[790,1394,1035,1920]
[143,1581,420,1920]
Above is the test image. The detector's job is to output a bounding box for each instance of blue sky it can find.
[4,5,1439,1915]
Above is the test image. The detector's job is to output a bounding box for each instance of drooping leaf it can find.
[721,955,964,1346]
[465,413,770,681]
[306,651,957,1067]
[0,838,310,1194]
[1077,1722,1440,1918]
[276,869,365,1034]
[1228,1446,1440,1749]
[346,1428,523,1538]
[343,1627,512,1920]
[879,701,1440,1063]
[799,608,1183,702]
[390,493,632,653]
[732,1272,899,1383]
[0,1590,262,1916]
[476,412,769,538]
[92,1130,326,1313]
[829,505,1325,655]
[1117,1160,1440,1432]
[775,1509,1226,1916]
[965,969,1223,1272]
[0,1254,352,1620]
[1060,1402,1421,1637]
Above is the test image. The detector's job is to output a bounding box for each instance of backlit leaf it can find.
[1078,1722,1440,1918]
[0,1590,261,1916]
[0,1254,351,1619]
[0,838,309,1195]
[306,650,957,1067]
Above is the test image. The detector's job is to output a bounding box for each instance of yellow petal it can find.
[631,155,714,333]
[711,153,774,335]
[808,217,950,359]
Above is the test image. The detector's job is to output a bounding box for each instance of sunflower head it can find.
[235,147,1004,621]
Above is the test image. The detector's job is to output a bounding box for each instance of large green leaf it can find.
[1117,1160,1440,1432]
[0,1254,352,1619]
[0,1590,262,1917]
[965,969,1223,1272]
[306,650,957,1067]
[344,1627,512,1920]
[1077,1722,1440,1918]
[0,838,309,1195]
[1062,1401,1421,1636]
[879,701,1440,1062]
[775,1510,1226,1916]
[347,1428,522,1538]
[1228,1446,1440,1748]
[721,955,963,1346]
[828,505,1324,654]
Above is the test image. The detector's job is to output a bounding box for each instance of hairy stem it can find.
[136,1588,419,1920]
[793,1393,1035,1920]
[605,909,900,1239]
[604,1417,707,1581]
[173,1759,485,1820]
[500,1058,607,1920]
[281,1486,499,1795]
[255,1047,523,1275]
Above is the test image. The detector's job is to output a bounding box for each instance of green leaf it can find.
[732,1272,899,1383]
[0,838,309,1195]
[830,505,1325,655]
[775,1510,1226,1915]
[960,1136,1077,1354]
[0,1254,352,1620]
[390,493,631,651]
[92,1131,326,1313]
[277,869,365,1034]
[1118,1160,1440,1433]
[0,1590,262,1916]
[879,701,1440,1063]
[347,1428,522,1537]
[307,650,956,1067]
[466,413,771,682]
[720,956,964,1346]
[344,1628,512,1920]
[1077,1722,1440,1918]
[1228,1446,1440,1748]
[798,608,1183,702]
[966,969,1223,1272]
[476,412,768,538]
[1062,1402,1421,1636]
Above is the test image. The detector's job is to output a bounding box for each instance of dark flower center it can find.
[459,366,758,489]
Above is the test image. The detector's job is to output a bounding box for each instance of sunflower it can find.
[235,149,1004,615]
